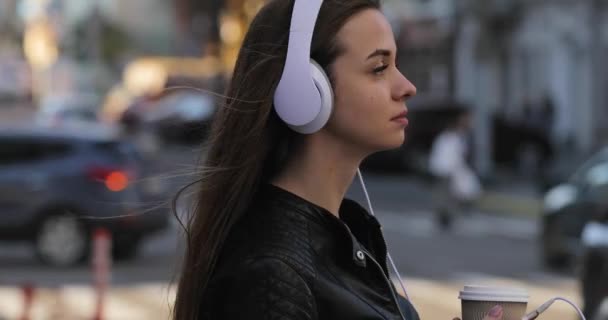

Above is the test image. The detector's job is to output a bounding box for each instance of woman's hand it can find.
[452,305,504,320]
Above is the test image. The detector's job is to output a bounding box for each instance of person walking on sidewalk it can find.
[429,108,481,230]
[171,1,502,319]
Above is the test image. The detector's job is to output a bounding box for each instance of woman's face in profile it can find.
[326,9,416,155]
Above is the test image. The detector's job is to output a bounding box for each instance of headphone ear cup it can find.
[305,59,334,132]
[279,59,333,134]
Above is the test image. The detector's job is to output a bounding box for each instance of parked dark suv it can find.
[541,146,608,268]
[0,125,169,266]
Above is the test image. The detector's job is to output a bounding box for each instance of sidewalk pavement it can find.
[475,173,544,219]
[0,277,580,320]
[476,189,542,219]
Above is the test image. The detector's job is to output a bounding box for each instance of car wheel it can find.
[112,236,141,261]
[35,212,88,267]
[541,237,570,269]
[542,252,570,269]
[594,298,608,320]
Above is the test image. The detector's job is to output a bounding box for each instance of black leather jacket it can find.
[202,184,420,320]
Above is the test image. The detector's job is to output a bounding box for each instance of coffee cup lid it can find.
[459,285,529,303]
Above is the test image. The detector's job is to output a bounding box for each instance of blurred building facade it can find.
[3,0,606,157]
[455,0,608,156]
[169,0,608,172]
[363,0,608,174]
[389,0,456,99]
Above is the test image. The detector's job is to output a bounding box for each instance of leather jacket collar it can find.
[260,183,389,271]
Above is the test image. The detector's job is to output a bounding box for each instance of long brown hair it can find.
[173,0,381,319]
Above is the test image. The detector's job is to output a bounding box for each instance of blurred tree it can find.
[71,11,129,69]
[0,0,21,48]
[174,0,222,56]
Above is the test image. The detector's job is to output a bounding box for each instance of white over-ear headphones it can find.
[273,0,333,134]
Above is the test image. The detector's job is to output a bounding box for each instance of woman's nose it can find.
[393,70,417,101]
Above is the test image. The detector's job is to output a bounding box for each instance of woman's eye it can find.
[373,64,388,74]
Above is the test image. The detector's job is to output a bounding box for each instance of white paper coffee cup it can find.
[459,285,529,320]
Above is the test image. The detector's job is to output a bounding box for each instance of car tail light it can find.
[87,166,134,192]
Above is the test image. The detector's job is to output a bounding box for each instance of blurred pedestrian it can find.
[429,108,481,230]
[539,95,555,139]
[524,95,555,139]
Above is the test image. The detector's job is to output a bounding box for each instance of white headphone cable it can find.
[356,168,410,301]
[521,297,586,320]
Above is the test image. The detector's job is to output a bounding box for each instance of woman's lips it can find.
[391,110,409,126]
[392,117,409,126]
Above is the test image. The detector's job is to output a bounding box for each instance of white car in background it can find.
[143,92,215,124]
[36,93,101,127]
[139,91,217,143]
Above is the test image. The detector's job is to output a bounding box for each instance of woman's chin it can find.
[388,133,406,149]
[375,135,406,152]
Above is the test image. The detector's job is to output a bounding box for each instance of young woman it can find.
[172,0,504,319]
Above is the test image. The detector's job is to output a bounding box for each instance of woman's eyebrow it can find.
[366,49,391,60]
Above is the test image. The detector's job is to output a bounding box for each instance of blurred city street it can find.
[0,146,581,319]
[2,0,608,319]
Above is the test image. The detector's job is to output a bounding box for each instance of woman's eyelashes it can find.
[372,64,389,75]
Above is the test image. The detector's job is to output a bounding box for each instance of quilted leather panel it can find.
[213,258,317,320]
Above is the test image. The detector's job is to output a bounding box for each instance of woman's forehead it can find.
[335,9,396,60]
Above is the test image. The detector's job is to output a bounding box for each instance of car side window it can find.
[575,161,608,214]
[581,162,608,223]
[585,163,608,188]
[570,148,608,186]
[0,138,71,166]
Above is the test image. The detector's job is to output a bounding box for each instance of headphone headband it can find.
[274,0,332,133]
